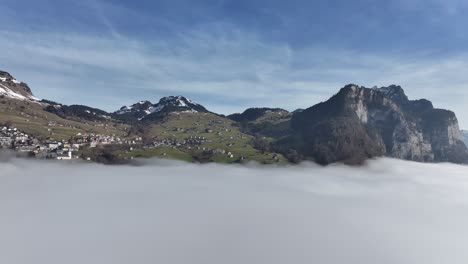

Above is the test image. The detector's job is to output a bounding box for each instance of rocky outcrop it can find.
[0,71,37,101]
[286,84,468,165]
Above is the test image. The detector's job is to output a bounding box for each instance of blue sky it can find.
[1,0,468,126]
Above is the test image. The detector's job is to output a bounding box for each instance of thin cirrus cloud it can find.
[1,156,468,264]
[0,0,467,126]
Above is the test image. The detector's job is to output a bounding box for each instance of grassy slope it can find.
[0,99,287,164]
[120,112,287,164]
[117,147,194,162]
[0,99,129,140]
[254,110,292,124]
[235,110,293,142]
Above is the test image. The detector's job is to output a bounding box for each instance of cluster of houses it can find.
[71,133,135,147]
[148,136,209,148]
[0,126,142,160]
[144,121,252,160]
[0,126,78,160]
[73,133,143,146]
[145,134,240,159]
[1,116,273,162]
[1,126,38,150]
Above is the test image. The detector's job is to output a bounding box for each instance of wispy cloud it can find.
[1,27,467,125]
[86,0,125,40]
[0,0,467,126]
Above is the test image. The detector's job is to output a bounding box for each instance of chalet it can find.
[47,142,59,150]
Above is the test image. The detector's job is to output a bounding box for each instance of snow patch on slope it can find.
[115,96,202,119]
[0,83,38,101]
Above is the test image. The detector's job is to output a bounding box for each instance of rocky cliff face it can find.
[287,85,468,164]
[462,131,468,146]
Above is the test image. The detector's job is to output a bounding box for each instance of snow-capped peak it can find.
[114,96,208,120]
[116,101,152,114]
[155,96,205,112]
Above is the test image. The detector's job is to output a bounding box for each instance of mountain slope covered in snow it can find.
[114,96,209,122]
[0,71,38,101]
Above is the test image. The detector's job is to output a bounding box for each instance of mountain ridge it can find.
[114,95,210,122]
[286,84,467,164]
[1,70,466,165]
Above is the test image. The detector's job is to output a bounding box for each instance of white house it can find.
[57,151,72,160]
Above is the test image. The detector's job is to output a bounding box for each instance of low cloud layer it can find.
[1,158,468,264]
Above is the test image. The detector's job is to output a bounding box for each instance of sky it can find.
[2,156,468,264]
[1,0,468,126]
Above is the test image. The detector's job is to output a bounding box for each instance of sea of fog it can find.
[1,156,468,264]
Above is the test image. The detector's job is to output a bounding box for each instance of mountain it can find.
[228,108,290,123]
[0,71,113,123]
[0,71,129,140]
[228,108,293,138]
[0,71,38,101]
[462,130,468,146]
[42,100,113,122]
[281,84,468,165]
[114,96,209,122]
[1,69,467,165]
[292,109,304,114]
